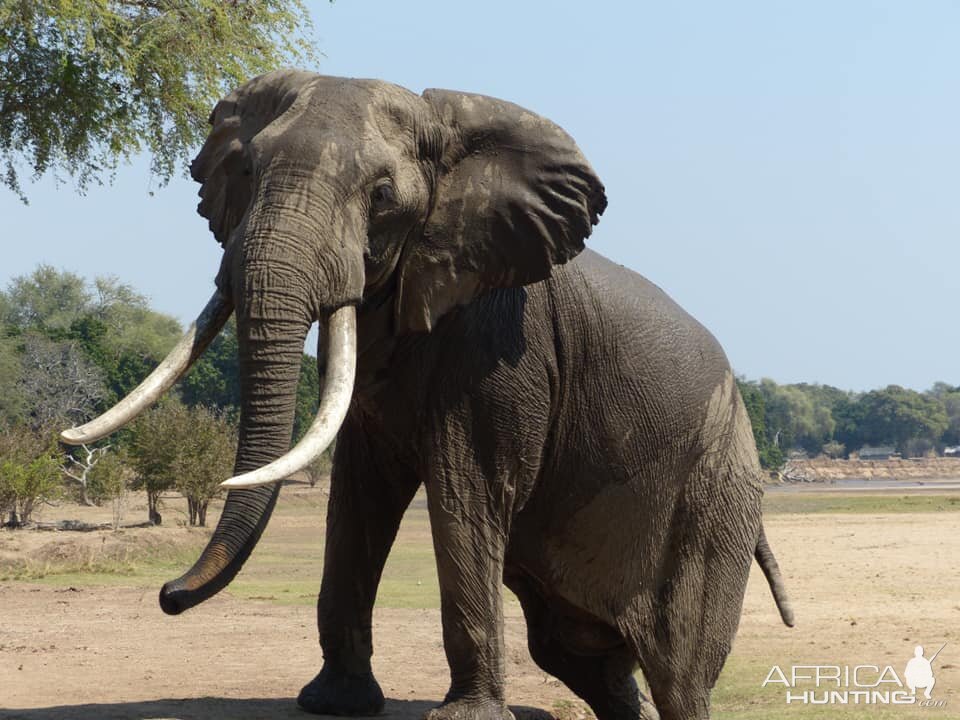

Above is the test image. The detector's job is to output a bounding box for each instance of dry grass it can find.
[0,525,210,581]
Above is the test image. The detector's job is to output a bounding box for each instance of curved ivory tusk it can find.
[60,291,234,445]
[220,305,356,489]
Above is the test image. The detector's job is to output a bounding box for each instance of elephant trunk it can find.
[221,305,355,489]
[159,176,364,615]
[159,249,315,615]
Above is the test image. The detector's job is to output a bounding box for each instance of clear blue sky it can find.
[2,1,957,392]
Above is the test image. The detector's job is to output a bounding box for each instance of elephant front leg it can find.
[425,482,515,720]
[298,424,420,716]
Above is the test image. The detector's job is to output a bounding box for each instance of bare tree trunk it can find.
[111,494,125,531]
[197,501,208,527]
[148,490,162,525]
[17,497,36,525]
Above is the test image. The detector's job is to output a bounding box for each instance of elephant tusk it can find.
[60,291,234,445]
[220,304,356,489]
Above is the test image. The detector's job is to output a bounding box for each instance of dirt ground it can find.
[0,587,569,720]
[1,486,959,719]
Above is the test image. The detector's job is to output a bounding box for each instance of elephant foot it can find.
[297,664,385,716]
[425,699,515,720]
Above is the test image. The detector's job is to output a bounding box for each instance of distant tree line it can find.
[0,265,322,527]
[737,378,960,469]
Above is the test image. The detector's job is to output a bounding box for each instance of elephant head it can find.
[61,70,605,614]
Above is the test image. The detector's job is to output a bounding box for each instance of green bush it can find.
[87,449,130,506]
[0,427,62,526]
[130,399,235,526]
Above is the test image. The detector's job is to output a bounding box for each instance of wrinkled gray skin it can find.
[159,71,793,720]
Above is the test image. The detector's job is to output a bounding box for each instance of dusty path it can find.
[0,587,574,719]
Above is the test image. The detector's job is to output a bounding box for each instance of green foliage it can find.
[0,425,62,526]
[3,265,321,459]
[831,393,865,452]
[0,0,317,199]
[5,265,90,334]
[736,378,783,470]
[3,267,180,411]
[854,385,948,457]
[129,398,234,526]
[738,378,853,466]
[129,398,180,523]
[86,447,130,506]
[0,332,25,424]
[762,445,785,470]
[0,289,10,325]
[91,277,181,358]
[181,317,322,441]
[171,404,235,527]
[930,384,960,446]
[180,317,239,415]
[741,377,956,461]
[65,275,181,400]
[294,353,320,442]
[758,379,836,457]
[66,304,180,403]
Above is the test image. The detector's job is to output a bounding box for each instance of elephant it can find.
[62,70,793,720]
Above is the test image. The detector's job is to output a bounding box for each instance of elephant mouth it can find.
[60,297,358,489]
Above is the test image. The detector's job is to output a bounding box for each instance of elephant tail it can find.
[755,524,795,627]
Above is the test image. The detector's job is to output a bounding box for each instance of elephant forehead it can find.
[258,77,421,175]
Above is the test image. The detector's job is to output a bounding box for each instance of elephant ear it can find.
[190,70,316,247]
[395,90,607,333]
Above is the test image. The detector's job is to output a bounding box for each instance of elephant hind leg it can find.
[623,587,745,719]
[622,520,755,719]
[506,571,658,720]
[623,602,726,719]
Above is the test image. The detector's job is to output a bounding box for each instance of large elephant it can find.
[62,70,793,720]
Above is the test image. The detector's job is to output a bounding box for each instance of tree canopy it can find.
[130,397,234,525]
[737,378,960,469]
[0,0,317,200]
[0,265,182,418]
[0,265,325,526]
[0,265,321,430]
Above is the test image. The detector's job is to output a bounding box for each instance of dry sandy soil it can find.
[1,485,959,719]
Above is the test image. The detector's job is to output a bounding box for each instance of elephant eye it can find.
[370,181,397,215]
